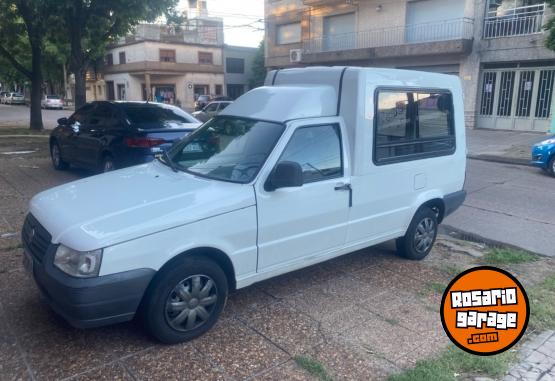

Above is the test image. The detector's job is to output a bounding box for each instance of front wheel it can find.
[396,207,438,260]
[50,141,69,170]
[548,156,555,177]
[141,256,228,344]
[100,155,115,173]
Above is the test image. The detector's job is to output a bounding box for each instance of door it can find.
[323,12,355,51]
[106,81,115,100]
[226,84,244,100]
[75,103,111,168]
[64,103,96,164]
[256,122,351,271]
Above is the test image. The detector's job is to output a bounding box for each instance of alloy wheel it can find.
[414,217,435,253]
[164,275,218,332]
[51,145,60,167]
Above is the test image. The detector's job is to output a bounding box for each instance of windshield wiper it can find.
[160,150,179,173]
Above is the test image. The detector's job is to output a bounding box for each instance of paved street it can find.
[445,159,555,257]
[0,104,71,129]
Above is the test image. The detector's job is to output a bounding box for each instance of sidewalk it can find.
[504,331,555,381]
[467,128,549,166]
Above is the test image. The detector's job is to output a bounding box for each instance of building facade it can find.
[265,0,555,132]
[103,20,225,110]
[223,45,258,99]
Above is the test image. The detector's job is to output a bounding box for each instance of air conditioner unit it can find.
[290,49,302,63]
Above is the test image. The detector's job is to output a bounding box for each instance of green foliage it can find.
[545,0,555,50]
[481,248,540,265]
[388,345,516,381]
[294,356,334,381]
[249,40,266,89]
[529,273,555,331]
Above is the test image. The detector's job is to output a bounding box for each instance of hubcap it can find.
[414,217,435,253]
[103,160,114,172]
[52,145,60,166]
[165,275,218,332]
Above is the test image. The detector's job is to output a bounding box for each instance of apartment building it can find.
[265,0,555,132]
[103,19,225,109]
[224,45,258,99]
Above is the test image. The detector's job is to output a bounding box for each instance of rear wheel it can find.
[396,207,438,260]
[50,141,69,170]
[101,154,115,173]
[141,256,228,344]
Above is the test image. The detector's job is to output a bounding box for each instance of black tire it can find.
[50,141,69,170]
[141,256,228,344]
[548,156,555,177]
[396,207,438,260]
[100,154,115,173]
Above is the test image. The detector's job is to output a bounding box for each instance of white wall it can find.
[107,42,223,65]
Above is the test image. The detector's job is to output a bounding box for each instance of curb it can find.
[467,154,532,167]
[439,224,547,257]
[0,135,49,138]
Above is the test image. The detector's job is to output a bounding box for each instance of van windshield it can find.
[166,116,285,183]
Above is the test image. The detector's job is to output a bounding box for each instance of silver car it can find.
[41,95,64,109]
[192,101,232,122]
[6,93,25,105]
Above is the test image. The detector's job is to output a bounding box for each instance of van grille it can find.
[22,214,51,263]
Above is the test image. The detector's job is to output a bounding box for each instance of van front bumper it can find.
[25,245,155,329]
[444,190,466,218]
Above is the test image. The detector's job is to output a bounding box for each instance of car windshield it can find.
[166,116,285,183]
[13,93,22,97]
[47,95,60,99]
[120,103,197,128]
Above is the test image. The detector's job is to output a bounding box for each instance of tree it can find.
[0,1,55,130]
[249,41,266,89]
[55,0,180,109]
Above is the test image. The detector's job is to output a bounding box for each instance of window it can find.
[118,51,126,65]
[105,54,113,66]
[279,124,343,183]
[160,49,176,62]
[226,57,245,74]
[198,52,213,64]
[219,102,230,111]
[204,103,218,112]
[88,104,119,128]
[374,89,455,165]
[215,84,223,95]
[480,72,497,116]
[276,23,301,45]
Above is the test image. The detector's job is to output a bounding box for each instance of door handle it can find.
[334,183,353,207]
[334,183,351,191]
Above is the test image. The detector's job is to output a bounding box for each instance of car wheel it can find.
[50,141,69,170]
[548,156,555,177]
[396,207,438,260]
[141,256,228,344]
[101,155,115,173]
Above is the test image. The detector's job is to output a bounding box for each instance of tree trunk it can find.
[29,42,43,131]
[73,66,87,108]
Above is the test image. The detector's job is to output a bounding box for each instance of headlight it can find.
[54,245,102,278]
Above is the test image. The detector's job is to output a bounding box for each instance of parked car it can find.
[194,94,211,111]
[49,101,201,173]
[23,67,466,344]
[212,96,233,102]
[41,95,64,109]
[531,136,555,176]
[192,101,232,122]
[0,91,9,103]
[5,92,25,105]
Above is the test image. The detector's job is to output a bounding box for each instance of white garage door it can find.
[406,0,466,42]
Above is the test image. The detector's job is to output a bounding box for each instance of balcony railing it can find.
[483,4,545,39]
[303,18,474,54]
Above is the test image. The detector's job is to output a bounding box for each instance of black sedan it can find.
[50,101,202,173]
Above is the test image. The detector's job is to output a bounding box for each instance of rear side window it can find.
[279,124,343,183]
[374,89,455,165]
[121,104,196,127]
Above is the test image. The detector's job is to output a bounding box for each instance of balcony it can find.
[483,4,545,39]
[303,18,474,54]
[103,61,224,75]
[303,0,344,5]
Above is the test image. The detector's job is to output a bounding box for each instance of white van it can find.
[22,67,466,343]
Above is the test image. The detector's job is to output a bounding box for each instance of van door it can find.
[256,121,351,271]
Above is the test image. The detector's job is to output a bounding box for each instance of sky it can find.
[179,0,265,47]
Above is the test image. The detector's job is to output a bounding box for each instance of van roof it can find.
[220,66,461,123]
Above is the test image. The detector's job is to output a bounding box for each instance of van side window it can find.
[280,124,343,183]
[374,90,455,165]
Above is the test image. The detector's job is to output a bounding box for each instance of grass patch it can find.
[388,345,516,381]
[0,127,49,136]
[294,355,334,381]
[439,265,464,278]
[420,282,447,296]
[528,273,555,331]
[481,248,539,265]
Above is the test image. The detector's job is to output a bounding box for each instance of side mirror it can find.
[265,161,303,191]
[57,117,68,125]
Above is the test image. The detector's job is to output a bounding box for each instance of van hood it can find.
[29,161,255,251]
